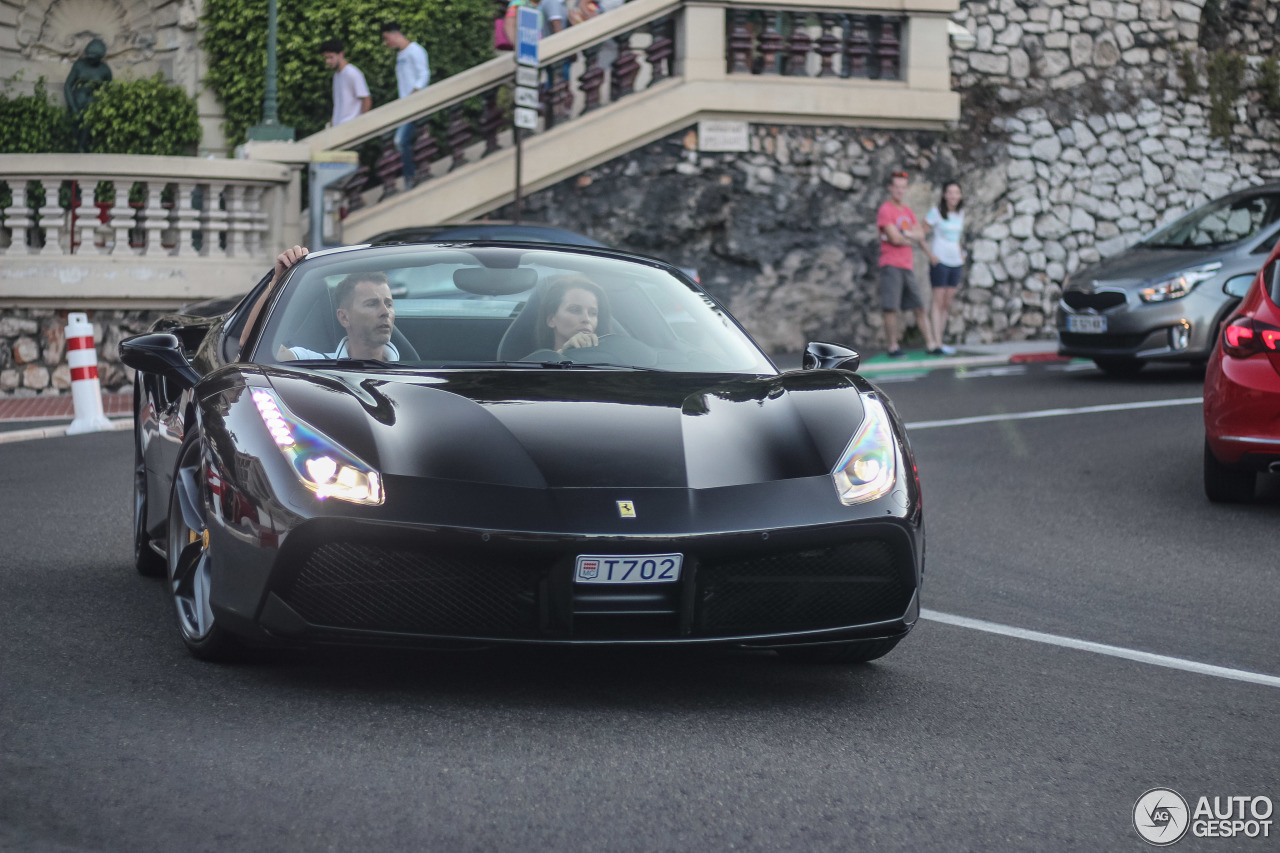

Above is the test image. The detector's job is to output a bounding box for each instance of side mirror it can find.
[1223,274,1255,298]
[119,333,201,389]
[802,341,860,372]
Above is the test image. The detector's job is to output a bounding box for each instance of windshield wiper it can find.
[439,360,667,372]
[290,358,397,370]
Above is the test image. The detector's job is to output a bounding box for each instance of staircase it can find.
[243,0,960,245]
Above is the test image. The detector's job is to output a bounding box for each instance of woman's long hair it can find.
[534,275,611,350]
[938,181,964,219]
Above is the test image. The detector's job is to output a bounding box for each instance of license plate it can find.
[1066,314,1107,333]
[575,554,683,584]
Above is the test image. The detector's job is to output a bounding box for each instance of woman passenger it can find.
[534,275,611,354]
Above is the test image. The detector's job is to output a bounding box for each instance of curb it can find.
[0,417,132,445]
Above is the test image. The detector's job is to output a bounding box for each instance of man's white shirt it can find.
[287,338,400,361]
[395,43,430,98]
[332,63,370,126]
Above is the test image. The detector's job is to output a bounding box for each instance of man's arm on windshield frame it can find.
[239,245,308,350]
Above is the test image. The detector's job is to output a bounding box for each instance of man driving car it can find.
[239,246,400,362]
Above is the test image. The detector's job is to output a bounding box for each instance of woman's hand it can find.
[558,331,599,352]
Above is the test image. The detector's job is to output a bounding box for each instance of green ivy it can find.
[1176,50,1201,96]
[79,74,202,156]
[1260,57,1280,117]
[202,0,494,147]
[1206,50,1245,142]
[0,77,75,154]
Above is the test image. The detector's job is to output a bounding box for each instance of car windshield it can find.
[1141,191,1280,249]
[252,245,776,374]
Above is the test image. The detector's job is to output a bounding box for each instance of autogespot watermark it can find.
[1134,788,1274,845]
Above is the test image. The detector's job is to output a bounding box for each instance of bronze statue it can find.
[65,38,112,149]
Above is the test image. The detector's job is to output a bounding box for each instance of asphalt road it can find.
[2,360,1277,853]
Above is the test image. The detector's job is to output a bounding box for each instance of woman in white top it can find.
[923,182,965,355]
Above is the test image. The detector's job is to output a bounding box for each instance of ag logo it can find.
[616,500,636,518]
[1134,788,1190,846]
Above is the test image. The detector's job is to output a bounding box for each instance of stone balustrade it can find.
[0,154,296,308]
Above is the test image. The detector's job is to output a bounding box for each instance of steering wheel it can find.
[391,325,420,361]
[529,334,659,368]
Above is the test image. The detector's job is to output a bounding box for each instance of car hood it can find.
[261,369,867,489]
[1069,245,1226,290]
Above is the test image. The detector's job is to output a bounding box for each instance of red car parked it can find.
[1203,236,1280,502]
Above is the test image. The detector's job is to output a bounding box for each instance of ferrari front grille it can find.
[695,540,913,636]
[284,542,546,637]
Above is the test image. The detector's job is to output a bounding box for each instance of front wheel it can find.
[167,437,240,661]
[776,636,903,664]
[1203,439,1255,503]
[1093,357,1144,378]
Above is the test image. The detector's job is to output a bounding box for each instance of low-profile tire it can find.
[167,436,241,661]
[776,636,903,664]
[1093,357,1145,378]
[133,380,166,578]
[1204,439,1255,503]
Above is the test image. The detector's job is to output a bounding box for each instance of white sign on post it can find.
[697,120,751,152]
[514,87,540,108]
[516,65,539,88]
[514,107,539,130]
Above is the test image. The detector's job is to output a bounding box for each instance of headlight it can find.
[1139,263,1221,302]
[250,388,384,506]
[832,396,897,505]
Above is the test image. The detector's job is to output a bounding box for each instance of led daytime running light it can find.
[249,388,384,505]
[832,396,897,505]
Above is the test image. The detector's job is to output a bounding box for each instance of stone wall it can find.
[0,309,153,396]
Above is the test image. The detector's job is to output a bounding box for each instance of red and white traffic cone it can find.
[65,312,114,435]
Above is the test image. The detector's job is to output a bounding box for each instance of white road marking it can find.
[956,365,1027,379]
[906,396,1202,430]
[922,609,1280,689]
[868,371,926,384]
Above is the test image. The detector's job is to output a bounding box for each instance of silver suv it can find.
[1056,183,1280,376]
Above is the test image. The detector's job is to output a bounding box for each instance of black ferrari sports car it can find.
[122,242,924,663]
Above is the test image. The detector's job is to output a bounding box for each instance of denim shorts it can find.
[929,263,964,288]
[879,265,923,311]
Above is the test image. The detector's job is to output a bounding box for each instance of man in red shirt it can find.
[877,171,941,357]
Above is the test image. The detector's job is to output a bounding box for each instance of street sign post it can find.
[513,4,540,224]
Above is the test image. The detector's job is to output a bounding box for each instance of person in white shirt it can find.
[923,181,966,355]
[380,21,430,191]
[320,38,371,127]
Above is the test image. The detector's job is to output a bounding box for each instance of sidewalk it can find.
[0,340,1065,442]
[0,391,133,443]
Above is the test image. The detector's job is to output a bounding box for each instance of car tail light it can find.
[1222,317,1280,359]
